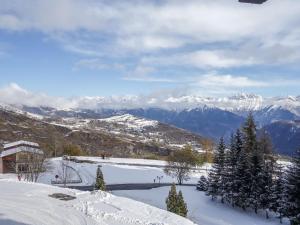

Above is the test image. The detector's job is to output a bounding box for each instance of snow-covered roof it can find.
[1,146,43,158]
[3,140,39,149]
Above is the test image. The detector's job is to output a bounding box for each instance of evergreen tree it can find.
[234,147,251,210]
[196,175,208,191]
[166,184,188,217]
[177,191,188,217]
[166,184,178,214]
[95,166,106,191]
[207,137,226,201]
[223,133,237,205]
[270,164,286,223]
[243,113,257,154]
[231,129,244,207]
[259,160,274,219]
[285,149,300,225]
[248,148,265,214]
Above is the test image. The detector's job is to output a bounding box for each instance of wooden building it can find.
[0,141,44,174]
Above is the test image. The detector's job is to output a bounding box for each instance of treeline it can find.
[204,114,300,225]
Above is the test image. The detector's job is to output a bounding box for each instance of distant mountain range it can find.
[1,93,300,156]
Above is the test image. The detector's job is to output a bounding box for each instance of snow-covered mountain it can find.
[2,93,300,115]
[1,93,300,156]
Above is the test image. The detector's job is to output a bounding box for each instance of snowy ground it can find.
[113,186,289,225]
[0,179,195,225]
[37,157,207,186]
[0,157,288,225]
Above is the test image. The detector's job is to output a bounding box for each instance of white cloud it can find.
[1,0,300,61]
[195,74,268,88]
[0,83,73,109]
[1,82,300,110]
[123,65,176,83]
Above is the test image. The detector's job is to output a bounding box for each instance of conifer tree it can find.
[166,184,178,214]
[177,190,188,217]
[197,175,208,191]
[243,113,257,154]
[270,164,286,223]
[95,166,106,191]
[166,184,188,217]
[207,137,226,201]
[234,147,251,210]
[223,133,236,205]
[285,149,300,225]
[248,148,265,214]
[231,129,244,207]
[259,160,274,219]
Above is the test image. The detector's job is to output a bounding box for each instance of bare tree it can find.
[24,154,45,182]
[164,145,201,185]
[10,153,45,182]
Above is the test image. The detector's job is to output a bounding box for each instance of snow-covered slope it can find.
[99,114,158,130]
[0,180,195,225]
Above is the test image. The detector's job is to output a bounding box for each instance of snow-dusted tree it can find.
[177,190,188,217]
[259,160,274,219]
[207,137,226,201]
[248,148,265,214]
[95,166,106,191]
[270,164,286,223]
[223,133,236,205]
[285,149,300,225]
[234,147,251,210]
[196,175,208,192]
[230,129,244,207]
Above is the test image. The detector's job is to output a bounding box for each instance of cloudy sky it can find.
[0,0,300,100]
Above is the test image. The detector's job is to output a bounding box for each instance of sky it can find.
[0,0,300,104]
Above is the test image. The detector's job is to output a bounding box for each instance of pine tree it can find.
[234,147,251,210]
[177,191,188,217]
[207,137,226,201]
[270,164,286,223]
[259,160,274,219]
[285,149,300,225]
[166,184,178,214]
[223,133,236,205]
[231,129,244,207]
[248,148,265,214]
[196,175,208,191]
[95,166,106,191]
[243,113,257,154]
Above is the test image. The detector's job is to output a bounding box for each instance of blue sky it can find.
[1,0,300,100]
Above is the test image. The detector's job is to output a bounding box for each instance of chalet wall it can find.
[0,157,3,173]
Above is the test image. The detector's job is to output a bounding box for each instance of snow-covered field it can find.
[37,157,205,186]
[0,180,195,225]
[0,157,289,225]
[114,186,289,225]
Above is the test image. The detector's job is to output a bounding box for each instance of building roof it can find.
[3,140,39,150]
[1,141,43,158]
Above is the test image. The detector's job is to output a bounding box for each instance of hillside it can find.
[0,109,208,158]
